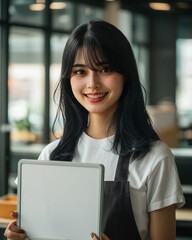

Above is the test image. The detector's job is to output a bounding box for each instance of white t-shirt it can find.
[38,132,185,240]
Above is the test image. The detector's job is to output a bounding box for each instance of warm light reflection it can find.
[50,2,67,10]
[36,0,45,3]
[176,2,190,9]
[9,64,45,143]
[29,4,45,11]
[176,39,192,112]
[149,2,171,11]
[85,7,92,16]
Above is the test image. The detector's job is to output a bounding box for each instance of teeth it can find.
[86,93,106,99]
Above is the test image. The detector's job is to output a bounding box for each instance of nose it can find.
[87,71,100,89]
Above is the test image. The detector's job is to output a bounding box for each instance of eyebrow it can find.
[72,64,86,68]
[72,62,110,68]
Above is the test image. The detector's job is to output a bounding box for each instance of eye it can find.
[74,69,86,75]
[100,66,113,73]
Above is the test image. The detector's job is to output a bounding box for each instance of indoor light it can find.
[36,0,45,3]
[85,7,92,16]
[149,2,171,11]
[29,4,45,11]
[49,2,67,10]
[176,2,190,9]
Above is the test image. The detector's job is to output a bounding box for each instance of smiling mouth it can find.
[84,92,108,102]
[85,93,107,99]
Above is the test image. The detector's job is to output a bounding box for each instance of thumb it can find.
[10,211,17,219]
[91,233,100,239]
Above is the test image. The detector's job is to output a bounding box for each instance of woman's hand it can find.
[91,233,110,240]
[4,211,26,240]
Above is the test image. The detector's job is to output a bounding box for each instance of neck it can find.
[86,113,115,139]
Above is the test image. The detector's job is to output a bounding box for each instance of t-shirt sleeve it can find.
[147,151,185,212]
[38,139,60,160]
[38,145,51,160]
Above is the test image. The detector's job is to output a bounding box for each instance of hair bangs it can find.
[82,38,108,71]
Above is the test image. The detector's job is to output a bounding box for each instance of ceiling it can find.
[80,0,192,15]
[120,0,192,15]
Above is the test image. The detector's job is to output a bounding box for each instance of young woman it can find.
[5,19,184,240]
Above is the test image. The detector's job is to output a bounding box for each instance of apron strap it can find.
[114,154,131,181]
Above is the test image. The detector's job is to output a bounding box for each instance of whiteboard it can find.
[17,159,104,240]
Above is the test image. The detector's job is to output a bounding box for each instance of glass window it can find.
[176,39,192,129]
[0,0,2,19]
[50,33,69,140]
[0,29,1,74]
[134,46,150,95]
[51,1,75,31]
[133,13,149,44]
[8,27,45,145]
[132,13,150,96]
[0,0,7,20]
[77,4,104,25]
[118,9,133,42]
[9,0,45,26]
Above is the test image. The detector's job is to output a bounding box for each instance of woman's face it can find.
[70,48,124,117]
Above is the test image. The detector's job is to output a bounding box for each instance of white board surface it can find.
[17,159,104,240]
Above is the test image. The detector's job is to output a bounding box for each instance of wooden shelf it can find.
[0,218,12,227]
[176,208,192,221]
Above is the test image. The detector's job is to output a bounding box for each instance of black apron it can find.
[102,155,142,240]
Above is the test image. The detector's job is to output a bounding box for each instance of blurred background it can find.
[0,0,192,238]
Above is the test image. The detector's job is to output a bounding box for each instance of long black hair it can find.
[50,19,159,161]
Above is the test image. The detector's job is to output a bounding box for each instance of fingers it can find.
[91,233,110,240]
[7,220,24,233]
[4,220,26,240]
[10,210,18,219]
[91,233,100,239]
